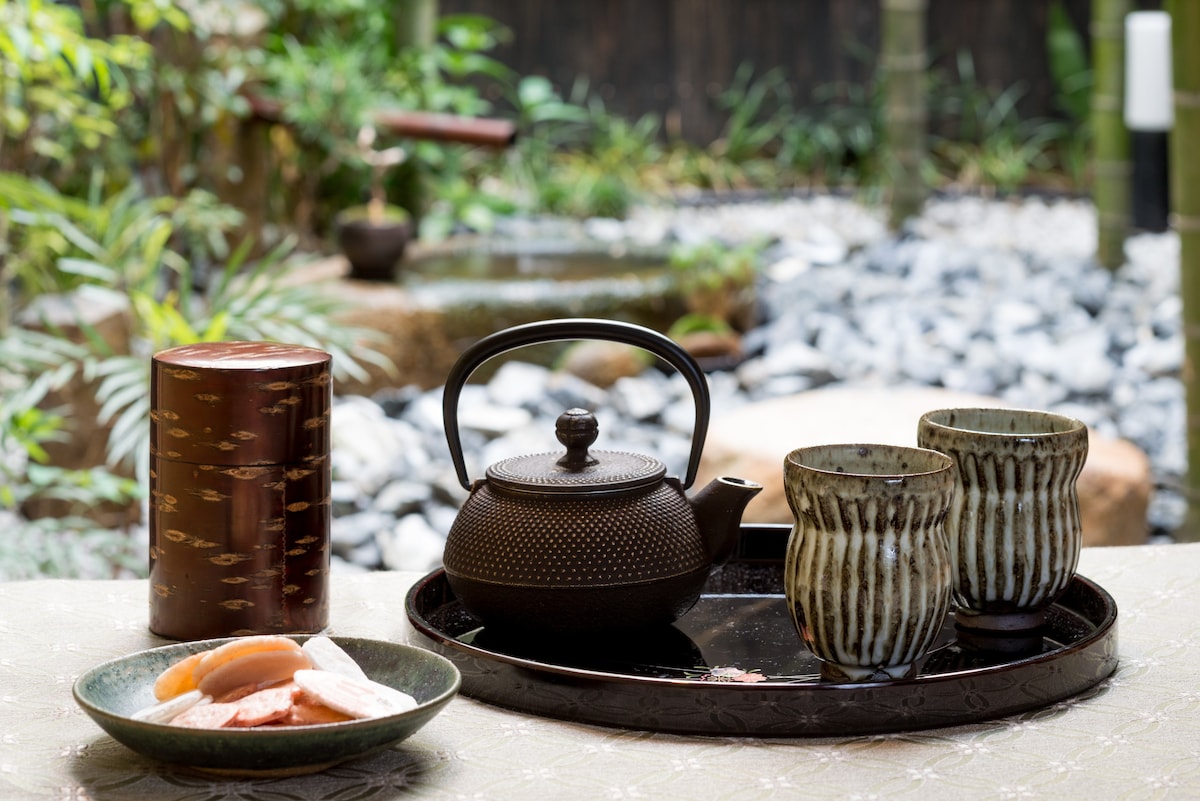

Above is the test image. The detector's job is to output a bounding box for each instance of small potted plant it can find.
[667,312,745,371]
[669,239,762,329]
[336,125,414,281]
[665,239,765,369]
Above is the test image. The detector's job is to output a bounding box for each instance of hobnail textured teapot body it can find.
[440,319,761,633]
[444,477,713,631]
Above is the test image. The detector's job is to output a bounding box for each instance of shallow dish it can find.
[73,635,460,777]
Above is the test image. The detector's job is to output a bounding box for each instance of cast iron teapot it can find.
[441,318,763,634]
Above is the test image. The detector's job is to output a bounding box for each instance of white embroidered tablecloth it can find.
[2,543,1198,801]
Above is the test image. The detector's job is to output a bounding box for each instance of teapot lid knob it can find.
[556,409,600,470]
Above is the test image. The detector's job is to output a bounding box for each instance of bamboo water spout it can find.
[243,93,516,149]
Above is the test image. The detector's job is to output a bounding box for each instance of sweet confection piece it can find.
[279,695,356,726]
[292,669,417,719]
[301,636,370,683]
[196,649,311,699]
[228,684,297,727]
[151,651,207,701]
[170,702,240,729]
[132,689,209,723]
[133,636,414,729]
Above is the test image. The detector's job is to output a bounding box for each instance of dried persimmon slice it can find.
[152,650,209,701]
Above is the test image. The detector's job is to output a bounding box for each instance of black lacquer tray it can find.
[405,524,1118,737]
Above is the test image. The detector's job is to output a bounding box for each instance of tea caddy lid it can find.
[485,408,666,494]
[150,340,331,466]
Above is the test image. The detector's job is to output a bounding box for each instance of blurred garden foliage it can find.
[0,0,1093,578]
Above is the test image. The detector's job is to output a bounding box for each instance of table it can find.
[3,543,1198,801]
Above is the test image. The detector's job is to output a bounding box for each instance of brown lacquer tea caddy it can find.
[148,341,332,640]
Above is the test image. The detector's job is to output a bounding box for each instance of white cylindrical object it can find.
[1125,11,1173,131]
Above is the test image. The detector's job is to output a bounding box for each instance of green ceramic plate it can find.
[73,635,460,777]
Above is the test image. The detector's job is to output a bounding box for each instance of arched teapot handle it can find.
[443,318,711,491]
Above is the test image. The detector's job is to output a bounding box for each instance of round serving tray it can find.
[405,524,1118,737]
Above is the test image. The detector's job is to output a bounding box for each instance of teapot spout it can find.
[690,477,763,566]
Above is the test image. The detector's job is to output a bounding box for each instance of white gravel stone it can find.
[326,193,1187,568]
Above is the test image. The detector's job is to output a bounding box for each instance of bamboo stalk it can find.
[881,0,928,230]
[395,0,438,51]
[392,0,440,224]
[1169,0,1200,541]
[1091,0,1131,270]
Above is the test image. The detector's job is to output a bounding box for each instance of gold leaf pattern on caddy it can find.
[161,529,219,549]
[150,490,178,513]
[209,553,252,566]
[221,467,275,480]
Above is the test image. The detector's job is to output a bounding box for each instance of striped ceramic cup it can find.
[917,408,1089,634]
[783,444,955,681]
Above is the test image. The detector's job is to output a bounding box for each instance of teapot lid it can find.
[485,408,666,494]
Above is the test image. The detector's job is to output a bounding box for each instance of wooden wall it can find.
[440,0,1161,144]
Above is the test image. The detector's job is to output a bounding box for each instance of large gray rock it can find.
[696,386,1152,547]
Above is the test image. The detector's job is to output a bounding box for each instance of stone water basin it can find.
[400,241,684,332]
[322,240,695,395]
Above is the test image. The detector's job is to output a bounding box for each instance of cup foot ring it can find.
[819,661,917,683]
[955,608,1046,633]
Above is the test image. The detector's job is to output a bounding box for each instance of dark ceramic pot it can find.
[337,212,412,281]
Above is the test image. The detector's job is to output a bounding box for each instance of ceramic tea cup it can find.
[783,444,955,681]
[916,408,1089,636]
